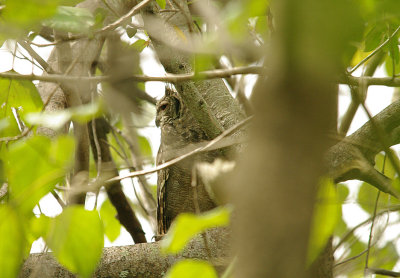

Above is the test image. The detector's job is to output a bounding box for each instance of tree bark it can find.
[20,229,230,278]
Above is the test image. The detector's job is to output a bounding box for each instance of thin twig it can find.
[335,249,368,267]
[333,204,400,252]
[364,190,380,274]
[51,190,66,208]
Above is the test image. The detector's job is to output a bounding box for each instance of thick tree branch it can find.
[20,229,230,278]
[326,98,400,195]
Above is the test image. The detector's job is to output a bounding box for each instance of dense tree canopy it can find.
[2,0,400,277]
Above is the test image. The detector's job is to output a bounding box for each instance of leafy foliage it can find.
[164,259,218,278]
[100,199,121,242]
[46,206,104,278]
[0,73,43,138]
[307,178,340,265]
[1,0,400,276]
[161,206,231,254]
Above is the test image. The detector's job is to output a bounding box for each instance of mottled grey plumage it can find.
[156,89,216,236]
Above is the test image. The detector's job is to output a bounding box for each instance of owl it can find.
[155,88,217,237]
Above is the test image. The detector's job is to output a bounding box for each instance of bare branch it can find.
[0,66,263,83]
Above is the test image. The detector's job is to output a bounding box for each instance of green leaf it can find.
[384,53,400,76]
[59,0,84,6]
[334,184,349,236]
[307,178,340,265]
[375,153,396,179]
[0,205,26,278]
[372,242,399,270]
[6,135,74,215]
[388,33,400,64]
[0,74,43,138]
[26,101,103,130]
[2,0,59,28]
[126,26,138,38]
[43,6,95,33]
[161,206,231,254]
[364,24,386,52]
[29,215,51,240]
[46,206,104,278]
[100,199,121,242]
[156,0,166,9]
[165,259,218,278]
[194,53,215,74]
[138,135,152,158]
[357,182,398,215]
[131,39,149,53]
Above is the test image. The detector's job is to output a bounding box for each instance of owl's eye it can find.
[158,101,169,112]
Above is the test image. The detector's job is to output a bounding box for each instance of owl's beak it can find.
[155,117,160,127]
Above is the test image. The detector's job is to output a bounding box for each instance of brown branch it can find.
[20,228,230,278]
[338,50,385,137]
[0,66,263,83]
[88,118,146,243]
[326,97,400,194]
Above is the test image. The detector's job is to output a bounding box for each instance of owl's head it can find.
[155,89,183,127]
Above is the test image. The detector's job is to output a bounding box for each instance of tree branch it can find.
[88,118,147,243]
[20,229,230,278]
[0,66,263,83]
[326,98,400,196]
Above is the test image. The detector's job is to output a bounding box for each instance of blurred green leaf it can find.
[384,53,400,76]
[126,26,138,38]
[0,205,25,278]
[337,183,349,203]
[46,206,104,278]
[375,153,396,179]
[364,24,386,52]
[26,101,103,130]
[6,135,74,215]
[0,74,43,138]
[334,184,349,236]
[100,199,121,242]
[138,135,152,158]
[388,33,400,64]
[372,242,399,270]
[43,6,95,33]
[307,178,340,265]
[224,0,269,40]
[131,39,149,53]
[29,214,51,240]
[357,182,399,215]
[165,259,218,278]
[2,0,59,28]
[161,206,231,254]
[93,8,107,29]
[156,0,166,9]
[59,0,84,6]
[194,54,215,74]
